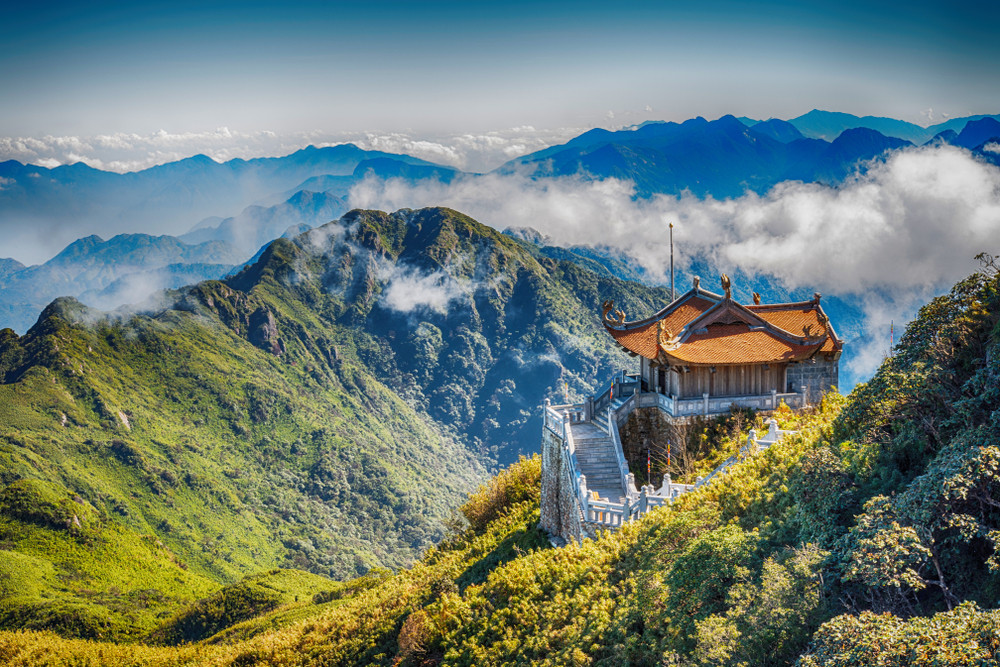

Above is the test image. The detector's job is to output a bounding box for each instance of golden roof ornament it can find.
[601,299,626,327]
[721,274,732,300]
[658,319,680,350]
[752,292,761,305]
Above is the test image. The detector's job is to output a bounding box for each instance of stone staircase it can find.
[570,421,625,503]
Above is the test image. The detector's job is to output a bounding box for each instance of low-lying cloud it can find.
[0,126,580,174]
[380,265,467,314]
[347,144,1000,386]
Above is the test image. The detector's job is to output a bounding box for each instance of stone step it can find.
[579,464,621,473]
[581,474,621,483]
[579,471,621,480]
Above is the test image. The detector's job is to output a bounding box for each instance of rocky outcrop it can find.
[249,307,284,356]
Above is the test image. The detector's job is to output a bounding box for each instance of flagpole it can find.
[669,222,675,302]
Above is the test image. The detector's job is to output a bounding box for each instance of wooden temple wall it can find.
[675,363,786,398]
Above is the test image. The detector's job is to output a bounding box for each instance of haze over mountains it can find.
[2,111,999,389]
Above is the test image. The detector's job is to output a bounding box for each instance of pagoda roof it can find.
[602,277,842,366]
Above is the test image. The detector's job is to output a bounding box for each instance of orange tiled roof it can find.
[604,286,842,365]
[663,323,821,364]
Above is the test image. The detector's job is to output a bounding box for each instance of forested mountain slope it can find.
[0,206,669,641]
[4,256,996,664]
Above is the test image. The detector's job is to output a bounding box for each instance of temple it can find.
[601,275,842,418]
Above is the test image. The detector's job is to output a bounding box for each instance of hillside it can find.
[2,256,997,663]
[0,206,669,640]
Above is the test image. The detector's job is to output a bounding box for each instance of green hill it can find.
[2,209,997,664]
[0,207,668,641]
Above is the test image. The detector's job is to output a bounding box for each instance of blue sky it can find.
[3,0,998,140]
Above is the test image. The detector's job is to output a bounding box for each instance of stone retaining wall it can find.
[786,357,838,404]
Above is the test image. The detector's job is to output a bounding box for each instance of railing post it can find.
[801,384,809,407]
[626,472,637,498]
[703,392,709,416]
[585,396,594,422]
[770,389,777,410]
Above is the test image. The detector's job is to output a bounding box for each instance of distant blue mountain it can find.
[952,117,1000,149]
[182,189,348,253]
[925,114,1000,137]
[0,233,246,333]
[0,145,453,264]
[747,119,805,143]
[499,115,912,197]
[788,109,1000,145]
[788,110,930,143]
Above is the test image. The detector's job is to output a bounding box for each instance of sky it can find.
[2,0,999,387]
[2,0,999,171]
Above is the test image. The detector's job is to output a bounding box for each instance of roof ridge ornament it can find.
[813,292,822,305]
[721,274,732,300]
[693,275,700,290]
[658,319,680,350]
[601,299,626,327]
[752,291,761,305]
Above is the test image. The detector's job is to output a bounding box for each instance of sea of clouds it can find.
[347,144,1000,386]
[0,126,579,174]
[4,124,998,388]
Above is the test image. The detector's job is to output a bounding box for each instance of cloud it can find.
[984,142,1000,154]
[0,177,12,191]
[347,144,1000,386]
[0,126,582,174]
[379,265,467,314]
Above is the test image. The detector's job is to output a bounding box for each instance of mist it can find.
[347,144,1000,387]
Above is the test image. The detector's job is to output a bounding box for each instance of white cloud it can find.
[380,265,466,314]
[0,126,582,174]
[984,142,1000,154]
[0,177,12,191]
[347,144,1000,385]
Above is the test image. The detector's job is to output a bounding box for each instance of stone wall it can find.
[539,425,585,544]
[786,357,839,404]
[619,407,673,469]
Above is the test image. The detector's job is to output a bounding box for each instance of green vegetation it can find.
[1,208,998,663]
[0,207,663,643]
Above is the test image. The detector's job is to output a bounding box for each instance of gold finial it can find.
[658,319,679,350]
[601,299,626,327]
[721,274,732,299]
[813,292,822,304]
[752,292,761,305]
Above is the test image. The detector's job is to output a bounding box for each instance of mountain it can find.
[952,117,1000,149]
[499,115,912,198]
[4,262,998,664]
[787,109,930,143]
[0,234,246,333]
[0,186,364,334]
[0,206,671,640]
[786,127,911,183]
[0,145,453,265]
[925,114,1000,137]
[180,189,349,254]
[747,118,805,143]
[787,110,1000,146]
